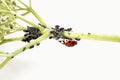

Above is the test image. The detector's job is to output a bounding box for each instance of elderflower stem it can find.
[21,11,30,16]
[15,14,44,32]
[0,54,9,57]
[0,57,11,68]
[18,0,49,28]
[28,7,50,29]
[10,30,50,57]
[64,31,120,42]
[0,36,24,45]
[18,0,28,8]
[0,51,9,57]
[0,29,50,68]
[29,0,32,7]
[0,0,11,11]
[0,10,10,13]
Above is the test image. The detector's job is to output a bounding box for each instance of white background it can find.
[1,0,120,80]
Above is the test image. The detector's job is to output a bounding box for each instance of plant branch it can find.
[21,11,30,16]
[0,57,11,68]
[0,36,24,45]
[1,0,11,11]
[0,51,8,57]
[29,0,32,7]
[0,53,9,57]
[0,29,50,68]
[18,0,28,8]
[15,14,44,32]
[28,7,49,29]
[64,31,120,42]
[10,30,50,57]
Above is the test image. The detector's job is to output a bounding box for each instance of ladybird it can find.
[59,39,77,47]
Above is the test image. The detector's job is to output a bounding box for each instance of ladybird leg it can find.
[58,40,64,44]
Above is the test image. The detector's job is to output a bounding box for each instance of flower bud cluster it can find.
[0,0,19,41]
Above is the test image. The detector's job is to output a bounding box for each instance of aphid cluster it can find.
[50,25,80,47]
[22,25,80,47]
[49,25,72,40]
[22,26,42,43]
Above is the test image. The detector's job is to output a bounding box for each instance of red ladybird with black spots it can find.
[59,39,77,47]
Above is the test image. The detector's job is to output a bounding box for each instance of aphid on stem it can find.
[0,0,120,69]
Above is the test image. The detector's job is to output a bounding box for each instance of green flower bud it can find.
[12,1,16,6]
[1,18,6,22]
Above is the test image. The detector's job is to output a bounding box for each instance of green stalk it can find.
[0,10,10,13]
[28,7,49,28]
[18,0,49,28]
[0,57,11,68]
[1,0,11,11]
[15,14,44,32]
[0,29,50,68]
[0,54,9,57]
[0,36,24,45]
[10,30,49,56]
[1,0,120,69]
[18,0,28,8]
[21,11,30,16]
[64,31,120,42]
[0,51,9,57]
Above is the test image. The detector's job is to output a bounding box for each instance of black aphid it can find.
[55,25,60,29]
[64,28,72,31]
[29,45,34,49]
[38,23,46,28]
[49,25,73,40]
[75,38,81,41]
[22,26,42,43]
[36,43,40,46]
[22,47,26,51]
[88,33,91,35]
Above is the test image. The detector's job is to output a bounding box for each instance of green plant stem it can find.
[9,29,50,57]
[18,0,49,28]
[0,51,7,54]
[1,0,120,69]
[0,29,50,68]
[21,11,30,16]
[0,54,9,57]
[0,10,10,13]
[64,31,120,42]
[0,51,9,57]
[0,36,24,45]
[18,0,28,8]
[1,0,11,11]
[0,57,11,68]
[28,7,49,28]
[29,0,32,7]
[15,14,44,32]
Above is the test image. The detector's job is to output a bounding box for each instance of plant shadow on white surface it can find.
[0,59,33,79]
